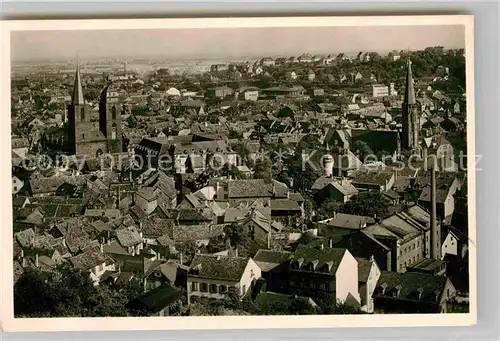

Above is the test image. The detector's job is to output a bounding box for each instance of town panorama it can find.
[11,47,469,317]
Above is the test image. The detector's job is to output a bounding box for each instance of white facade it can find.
[372,84,389,98]
[335,250,361,306]
[12,176,24,194]
[243,90,259,101]
[359,260,381,313]
[186,258,261,305]
[441,231,459,259]
[89,262,116,286]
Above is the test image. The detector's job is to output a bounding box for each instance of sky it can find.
[11,25,465,61]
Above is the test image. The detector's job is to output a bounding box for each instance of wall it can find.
[186,277,239,305]
[335,250,360,306]
[396,233,426,272]
[90,261,116,285]
[364,262,380,313]
[136,195,157,215]
[244,91,259,101]
[441,232,458,258]
[239,258,262,296]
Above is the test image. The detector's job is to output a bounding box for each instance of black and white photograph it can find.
[1,15,476,331]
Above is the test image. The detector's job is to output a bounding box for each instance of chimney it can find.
[35,254,39,268]
[329,238,333,248]
[179,252,183,265]
[235,247,238,258]
[370,255,375,262]
[20,249,24,259]
[100,240,104,252]
[430,166,439,259]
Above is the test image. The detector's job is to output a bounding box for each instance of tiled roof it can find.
[270,199,301,211]
[322,213,374,230]
[351,171,394,186]
[227,179,288,199]
[70,247,108,271]
[373,271,450,303]
[116,226,142,247]
[15,228,35,248]
[418,186,450,204]
[127,284,182,313]
[141,218,174,238]
[253,249,293,272]
[355,257,373,283]
[172,224,224,242]
[188,254,250,282]
[291,245,347,275]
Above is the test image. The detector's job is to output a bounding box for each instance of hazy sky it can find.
[11,25,465,61]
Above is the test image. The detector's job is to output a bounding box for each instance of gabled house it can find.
[70,246,115,285]
[253,249,293,294]
[115,226,144,256]
[289,244,361,307]
[186,254,262,304]
[127,284,183,316]
[373,271,456,313]
[356,257,381,313]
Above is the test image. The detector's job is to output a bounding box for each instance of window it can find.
[209,284,218,293]
[13,186,17,191]
[80,107,85,121]
[219,285,227,294]
[250,269,255,277]
[111,106,117,120]
[191,282,198,292]
[111,123,117,140]
[399,250,402,257]
[417,240,420,247]
[200,283,208,292]
[82,133,85,140]
[320,283,325,290]
[242,285,246,295]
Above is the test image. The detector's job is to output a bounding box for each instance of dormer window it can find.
[395,284,403,298]
[380,282,388,295]
[417,287,424,300]
[311,259,319,271]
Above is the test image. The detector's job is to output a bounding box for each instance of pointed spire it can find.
[72,63,85,105]
[404,58,416,105]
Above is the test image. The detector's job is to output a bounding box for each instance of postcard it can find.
[0,15,476,332]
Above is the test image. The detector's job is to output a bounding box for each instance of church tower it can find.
[67,64,91,156]
[401,59,420,151]
[99,84,123,154]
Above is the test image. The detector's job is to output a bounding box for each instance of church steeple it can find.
[72,63,85,105]
[403,59,416,105]
[401,58,420,151]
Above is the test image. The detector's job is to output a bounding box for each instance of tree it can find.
[352,140,373,162]
[339,192,390,218]
[220,163,242,180]
[252,158,273,181]
[315,198,342,221]
[224,223,251,248]
[127,114,138,128]
[177,240,198,261]
[14,263,140,317]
